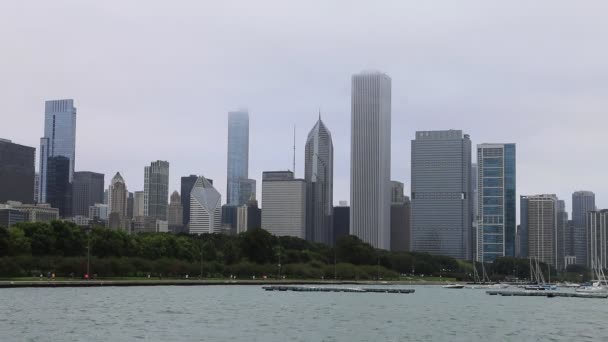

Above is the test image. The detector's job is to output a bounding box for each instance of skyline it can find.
[2,1,607,214]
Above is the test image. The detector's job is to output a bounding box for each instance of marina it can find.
[486,290,608,299]
[262,286,415,294]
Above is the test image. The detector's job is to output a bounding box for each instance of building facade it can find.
[350,71,391,250]
[189,176,222,234]
[45,156,72,217]
[555,200,568,271]
[411,130,473,260]
[133,191,145,217]
[168,190,184,233]
[476,143,516,262]
[333,203,350,244]
[523,194,558,267]
[107,172,128,230]
[180,175,199,228]
[305,117,334,245]
[71,171,104,217]
[144,160,169,221]
[261,171,306,238]
[572,191,596,266]
[587,210,608,269]
[390,181,411,252]
[39,99,77,203]
[0,139,36,204]
[236,195,261,234]
[2,202,59,223]
[226,110,249,206]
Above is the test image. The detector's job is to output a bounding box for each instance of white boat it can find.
[488,283,509,289]
[576,259,608,293]
[443,284,465,289]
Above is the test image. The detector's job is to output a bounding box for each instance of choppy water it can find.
[0,285,606,341]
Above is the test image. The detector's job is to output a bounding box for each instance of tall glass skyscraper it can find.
[226,111,249,206]
[39,99,77,203]
[476,143,516,262]
[411,130,473,260]
[304,117,334,245]
[572,191,596,266]
[350,71,391,250]
[144,160,169,221]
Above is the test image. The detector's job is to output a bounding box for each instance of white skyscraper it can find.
[350,71,391,249]
[189,176,222,234]
[39,99,77,202]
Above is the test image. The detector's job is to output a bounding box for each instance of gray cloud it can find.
[1,0,607,214]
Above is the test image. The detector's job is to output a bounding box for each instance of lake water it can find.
[1,285,606,341]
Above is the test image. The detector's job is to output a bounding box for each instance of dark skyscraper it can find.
[390,181,411,252]
[411,130,473,260]
[333,203,350,244]
[181,175,198,228]
[46,156,71,217]
[572,191,595,266]
[0,139,35,204]
[305,117,334,245]
[71,171,104,217]
[144,160,169,221]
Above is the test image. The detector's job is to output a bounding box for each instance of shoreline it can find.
[0,279,449,288]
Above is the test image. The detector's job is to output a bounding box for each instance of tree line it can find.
[0,221,585,281]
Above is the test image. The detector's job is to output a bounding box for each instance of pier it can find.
[486,290,608,299]
[262,286,415,294]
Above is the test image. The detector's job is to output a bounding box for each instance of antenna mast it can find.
[292,125,296,176]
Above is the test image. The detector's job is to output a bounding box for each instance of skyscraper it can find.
[133,191,145,217]
[333,202,350,244]
[39,99,77,203]
[390,181,411,252]
[411,130,473,260]
[71,171,104,217]
[350,71,391,250]
[168,190,184,233]
[238,178,256,207]
[555,200,568,270]
[572,191,596,266]
[261,171,306,238]
[476,143,516,262]
[0,139,35,204]
[305,117,334,245]
[144,160,169,221]
[181,175,199,228]
[46,156,71,217]
[189,176,222,234]
[108,172,128,230]
[226,110,249,206]
[523,194,558,267]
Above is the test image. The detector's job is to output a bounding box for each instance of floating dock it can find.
[486,290,608,299]
[262,286,415,294]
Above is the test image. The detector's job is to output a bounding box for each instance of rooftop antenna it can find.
[292,125,296,176]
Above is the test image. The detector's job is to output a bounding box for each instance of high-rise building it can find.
[221,204,239,234]
[180,175,199,228]
[108,172,128,231]
[1,201,59,223]
[523,194,558,267]
[236,194,261,234]
[390,181,411,252]
[133,191,145,217]
[305,117,334,245]
[350,71,391,250]
[471,163,478,260]
[45,156,71,217]
[189,176,222,235]
[71,171,104,217]
[555,200,568,270]
[411,130,473,260]
[261,171,306,238]
[144,160,169,221]
[226,110,249,206]
[333,203,350,244]
[89,203,108,222]
[587,210,608,269]
[476,143,516,262]
[0,139,36,204]
[572,191,596,266]
[39,99,77,203]
[126,192,134,219]
[168,190,183,233]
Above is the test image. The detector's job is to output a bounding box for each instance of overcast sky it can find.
[1,0,606,214]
